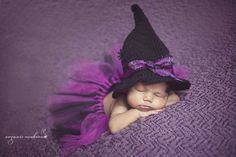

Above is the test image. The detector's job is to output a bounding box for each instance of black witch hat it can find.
[112,4,191,98]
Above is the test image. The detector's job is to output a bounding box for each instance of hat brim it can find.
[112,69,191,98]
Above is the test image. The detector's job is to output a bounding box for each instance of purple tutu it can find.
[46,43,123,156]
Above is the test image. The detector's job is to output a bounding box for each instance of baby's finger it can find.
[148,110,160,115]
[154,109,164,112]
[150,110,163,115]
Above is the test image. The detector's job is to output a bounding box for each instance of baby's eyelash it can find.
[155,93,167,97]
[135,87,145,92]
[154,94,161,97]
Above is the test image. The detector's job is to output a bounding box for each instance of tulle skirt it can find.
[46,43,123,156]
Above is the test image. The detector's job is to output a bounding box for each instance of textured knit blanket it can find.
[1,0,235,157]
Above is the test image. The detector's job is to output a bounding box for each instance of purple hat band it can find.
[121,55,190,81]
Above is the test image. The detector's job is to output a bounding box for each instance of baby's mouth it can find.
[138,105,153,111]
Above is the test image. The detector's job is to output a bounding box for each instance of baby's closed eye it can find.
[134,85,146,92]
[154,92,168,98]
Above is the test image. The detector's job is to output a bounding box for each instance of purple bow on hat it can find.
[122,55,190,81]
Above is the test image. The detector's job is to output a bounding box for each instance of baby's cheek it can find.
[127,92,140,106]
[126,93,134,106]
[153,99,167,108]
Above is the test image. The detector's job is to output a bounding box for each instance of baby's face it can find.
[126,82,169,111]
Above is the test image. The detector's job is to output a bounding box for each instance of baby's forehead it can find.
[135,81,168,91]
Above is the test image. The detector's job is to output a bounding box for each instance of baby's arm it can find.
[165,91,180,107]
[108,96,163,134]
[108,96,140,134]
[108,91,180,134]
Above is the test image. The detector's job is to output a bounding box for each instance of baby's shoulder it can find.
[109,95,130,118]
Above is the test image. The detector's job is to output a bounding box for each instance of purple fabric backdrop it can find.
[0,0,235,157]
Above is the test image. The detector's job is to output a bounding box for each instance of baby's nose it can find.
[143,92,154,102]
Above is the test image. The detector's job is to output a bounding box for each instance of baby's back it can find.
[103,91,116,116]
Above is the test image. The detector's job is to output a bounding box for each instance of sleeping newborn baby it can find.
[103,81,180,134]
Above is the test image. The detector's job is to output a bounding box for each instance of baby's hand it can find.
[137,109,164,118]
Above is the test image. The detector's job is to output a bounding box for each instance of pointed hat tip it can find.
[131,4,142,13]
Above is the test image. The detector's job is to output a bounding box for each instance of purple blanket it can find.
[1,0,235,157]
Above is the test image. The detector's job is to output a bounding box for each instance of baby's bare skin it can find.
[103,91,116,116]
[104,82,181,133]
[103,83,180,117]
